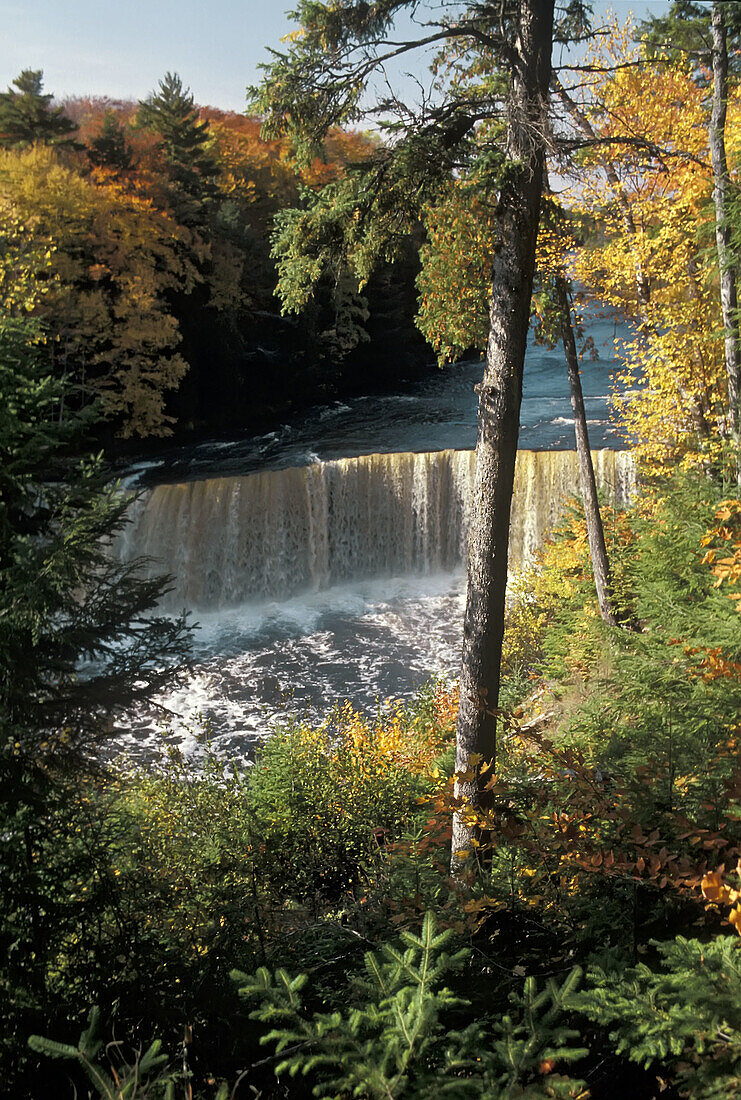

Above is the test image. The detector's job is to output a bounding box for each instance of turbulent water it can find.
[117,448,634,758]
[113,302,634,757]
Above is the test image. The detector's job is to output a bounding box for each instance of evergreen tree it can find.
[0,314,191,753]
[0,69,78,149]
[573,936,741,1098]
[253,0,564,867]
[0,307,191,1087]
[639,1,741,74]
[237,913,588,1097]
[137,72,219,222]
[88,108,132,171]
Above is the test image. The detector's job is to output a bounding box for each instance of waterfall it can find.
[117,449,635,610]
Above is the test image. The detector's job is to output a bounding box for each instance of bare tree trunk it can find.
[452,0,553,871]
[553,77,650,321]
[555,275,619,626]
[685,253,714,441]
[710,3,741,437]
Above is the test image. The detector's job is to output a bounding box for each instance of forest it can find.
[0,70,429,448]
[3,1,741,1097]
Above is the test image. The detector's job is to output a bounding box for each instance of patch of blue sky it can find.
[0,1,673,114]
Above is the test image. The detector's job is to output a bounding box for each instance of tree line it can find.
[0,68,430,446]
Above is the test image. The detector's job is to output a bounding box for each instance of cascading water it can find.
[118,448,635,611]
[111,304,634,757]
[112,447,636,756]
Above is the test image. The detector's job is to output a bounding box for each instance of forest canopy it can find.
[0,70,427,444]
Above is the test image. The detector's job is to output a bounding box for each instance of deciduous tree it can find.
[710,3,741,436]
[561,20,730,468]
[417,181,621,619]
[0,145,200,436]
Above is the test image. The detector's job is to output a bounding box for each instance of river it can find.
[117,306,632,759]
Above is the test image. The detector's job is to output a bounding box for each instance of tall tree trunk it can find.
[710,3,741,437]
[555,275,619,626]
[452,0,554,872]
[553,77,650,322]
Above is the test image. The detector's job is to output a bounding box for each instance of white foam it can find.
[551,417,609,427]
[124,571,467,758]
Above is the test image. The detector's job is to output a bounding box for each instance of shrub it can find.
[573,935,741,1098]
[245,688,455,908]
[235,912,588,1099]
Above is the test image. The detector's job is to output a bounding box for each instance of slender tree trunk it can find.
[555,275,619,626]
[452,0,553,871]
[685,253,714,441]
[557,77,717,443]
[553,77,650,322]
[710,3,741,437]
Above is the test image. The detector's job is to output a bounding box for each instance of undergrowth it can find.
[10,465,741,1098]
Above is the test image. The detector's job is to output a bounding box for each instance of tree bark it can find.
[555,275,619,626]
[710,3,741,437]
[452,0,554,871]
[553,77,651,322]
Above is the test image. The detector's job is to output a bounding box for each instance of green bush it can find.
[235,912,588,1099]
[28,1006,199,1100]
[573,935,741,1098]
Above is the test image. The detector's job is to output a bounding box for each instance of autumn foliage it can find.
[6,10,741,1095]
[563,15,734,469]
[0,80,383,439]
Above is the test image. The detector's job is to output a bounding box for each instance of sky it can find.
[1,1,679,113]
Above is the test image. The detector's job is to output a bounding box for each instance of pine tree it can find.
[236,912,588,1098]
[639,0,741,73]
[573,935,741,1098]
[0,313,191,753]
[0,69,78,149]
[0,303,191,1088]
[28,1006,194,1100]
[253,0,561,869]
[88,109,132,171]
[137,72,219,222]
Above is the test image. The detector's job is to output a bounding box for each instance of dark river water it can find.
[129,303,626,486]
[118,306,631,760]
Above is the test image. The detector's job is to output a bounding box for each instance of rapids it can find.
[114,303,634,757]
